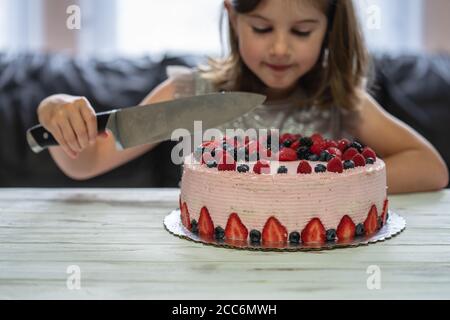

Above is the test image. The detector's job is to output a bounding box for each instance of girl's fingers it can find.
[59,117,82,153]
[69,110,90,149]
[79,104,98,144]
[51,125,78,159]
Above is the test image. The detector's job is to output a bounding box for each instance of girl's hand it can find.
[37,94,107,159]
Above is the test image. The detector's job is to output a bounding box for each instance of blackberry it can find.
[289,231,301,244]
[277,166,288,174]
[326,229,337,242]
[315,164,327,173]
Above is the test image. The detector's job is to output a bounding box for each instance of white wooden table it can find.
[0,188,449,299]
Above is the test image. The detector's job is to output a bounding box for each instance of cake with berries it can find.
[179,133,389,247]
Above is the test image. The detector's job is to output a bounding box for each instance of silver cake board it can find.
[164,209,406,252]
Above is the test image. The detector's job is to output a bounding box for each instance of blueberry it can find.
[343,160,355,170]
[222,143,230,150]
[237,164,250,173]
[191,220,199,234]
[366,157,375,165]
[386,212,390,222]
[289,231,301,244]
[315,164,327,173]
[250,229,261,243]
[319,151,333,162]
[355,223,365,237]
[215,226,225,240]
[308,154,320,161]
[350,141,364,153]
[326,229,337,242]
[206,160,218,168]
[283,140,293,148]
[300,137,313,147]
[277,166,288,174]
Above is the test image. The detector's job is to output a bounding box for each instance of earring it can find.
[322,48,329,68]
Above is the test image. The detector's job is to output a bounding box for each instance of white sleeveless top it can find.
[167,66,352,140]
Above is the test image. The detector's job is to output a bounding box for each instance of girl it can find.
[36,0,448,194]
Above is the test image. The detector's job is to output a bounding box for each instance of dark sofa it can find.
[0,52,449,188]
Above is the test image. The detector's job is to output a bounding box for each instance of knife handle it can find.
[26,110,116,153]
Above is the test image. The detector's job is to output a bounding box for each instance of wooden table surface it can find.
[0,188,449,299]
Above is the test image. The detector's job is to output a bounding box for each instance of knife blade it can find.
[26,92,266,153]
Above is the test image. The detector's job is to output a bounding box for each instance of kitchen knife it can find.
[26,92,266,153]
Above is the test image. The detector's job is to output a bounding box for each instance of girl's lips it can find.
[265,63,292,72]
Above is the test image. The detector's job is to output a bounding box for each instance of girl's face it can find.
[227,0,328,98]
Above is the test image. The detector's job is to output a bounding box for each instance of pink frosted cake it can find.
[179,133,389,247]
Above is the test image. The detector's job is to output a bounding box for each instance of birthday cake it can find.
[179,133,388,247]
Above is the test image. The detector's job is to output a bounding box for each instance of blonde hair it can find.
[201,0,370,111]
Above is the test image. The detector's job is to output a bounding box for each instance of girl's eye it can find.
[292,30,312,37]
[252,27,273,34]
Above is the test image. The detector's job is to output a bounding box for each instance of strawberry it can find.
[180,202,192,231]
[311,133,324,143]
[338,138,350,152]
[301,218,326,244]
[364,205,379,235]
[253,160,271,174]
[310,140,327,156]
[352,154,366,167]
[327,157,343,173]
[278,147,297,161]
[362,147,377,160]
[381,199,389,225]
[327,147,342,159]
[297,160,312,174]
[225,213,249,240]
[217,151,236,171]
[342,147,359,161]
[280,133,296,144]
[262,217,288,244]
[290,140,301,150]
[325,140,339,149]
[198,206,214,238]
[337,215,356,241]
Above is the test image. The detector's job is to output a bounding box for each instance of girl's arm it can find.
[350,91,449,194]
[48,79,176,180]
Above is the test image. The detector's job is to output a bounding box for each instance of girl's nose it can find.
[269,33,290,58]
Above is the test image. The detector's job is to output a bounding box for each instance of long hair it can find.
[201,0,370,111]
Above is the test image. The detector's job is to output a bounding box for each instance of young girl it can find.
[36,0,448,194]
